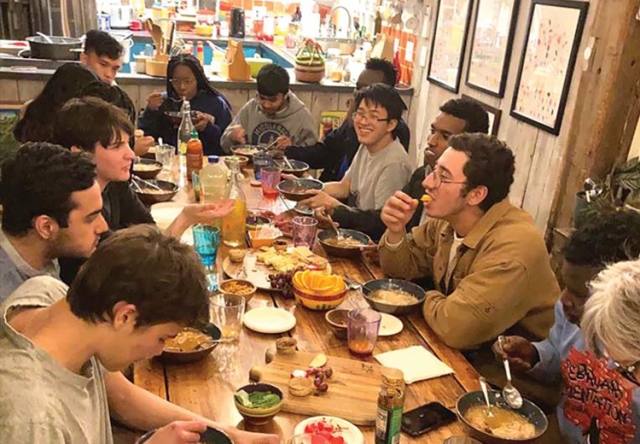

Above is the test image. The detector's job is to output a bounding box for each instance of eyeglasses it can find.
[352,111,391,123]
[426,169,466,189]
[169,78,196,86]
[612,360,640,386]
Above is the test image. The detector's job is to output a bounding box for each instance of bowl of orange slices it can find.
[292,270,347,311]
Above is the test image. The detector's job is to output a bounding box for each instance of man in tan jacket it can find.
[379,133,558,350]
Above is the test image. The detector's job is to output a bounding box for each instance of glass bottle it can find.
[375,368,405,444]
[177,99,194,157]
[186,128,203,182]
[222,158,247,247]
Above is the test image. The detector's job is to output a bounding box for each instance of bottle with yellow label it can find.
[375,368,405,444]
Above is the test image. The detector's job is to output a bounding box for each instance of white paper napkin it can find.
[374,345,454,384]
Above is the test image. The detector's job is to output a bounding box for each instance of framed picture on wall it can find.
[510,0,589,135]
[427,0,473,93]
[466,0,521,97]
[462,95,503,136]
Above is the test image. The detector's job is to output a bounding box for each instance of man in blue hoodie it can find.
[494,210,640,444]
[221,64,318,152]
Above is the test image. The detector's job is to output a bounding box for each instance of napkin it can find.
[374,345,454,384]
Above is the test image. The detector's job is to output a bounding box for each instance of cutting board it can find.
[249,350,381,425]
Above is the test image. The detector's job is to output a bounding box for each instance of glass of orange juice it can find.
[347,308,381,358]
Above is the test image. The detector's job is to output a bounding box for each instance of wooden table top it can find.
[134,166,482,443]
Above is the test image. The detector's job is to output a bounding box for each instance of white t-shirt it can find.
[345,139,413,210]
[0,276,113,444]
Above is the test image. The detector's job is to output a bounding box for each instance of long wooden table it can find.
[133,169,482,443]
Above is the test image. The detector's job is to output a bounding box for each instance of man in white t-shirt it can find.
[0,225,278,444]
[300,83,412,228]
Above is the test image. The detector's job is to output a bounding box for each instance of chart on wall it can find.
[427,0,473,93]
[510,0,589,135]
[466,0,520,97]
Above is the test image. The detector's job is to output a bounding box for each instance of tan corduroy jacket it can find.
[379,199,559,350]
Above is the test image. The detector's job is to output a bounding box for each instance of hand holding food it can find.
[146,91,164,111]
[380,191,419,234]
[491,335,539,372]
[229,125,247,144]
[134,134,155,157]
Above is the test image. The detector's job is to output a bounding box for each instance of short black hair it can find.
[448,133,515,212]
[0,142,96,236]
[440,98,490,134]
[564,209,640,267]
[79,81,136,123]
[257,64,290,96]
[353,83,406,122]
[68,225,209,328]
[52,97,134,153]
[365,58,397,86]
[84,30,123,60]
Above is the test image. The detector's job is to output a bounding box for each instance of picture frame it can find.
[510,0,589,135]
[466,0,521,97]
[462,95,503,136]
[427,0,474,93]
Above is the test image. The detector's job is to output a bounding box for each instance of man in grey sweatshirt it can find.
[221,64,318,153]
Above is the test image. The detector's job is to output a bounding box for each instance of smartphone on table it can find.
[401,402,457,437]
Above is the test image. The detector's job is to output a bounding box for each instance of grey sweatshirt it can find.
[221,92,318,153]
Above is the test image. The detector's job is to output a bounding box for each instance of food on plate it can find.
[464,405,536,439]
[288,377,314,397]
[133,163,161,172]
[323,236,364,248]
[307,366,333,394]
[234,146,261,156]
[309,353,327,368]
[228,249,247,263]
[257,246,327,273]
[268,266,307,298]
[420,194,433,203]
[303,418,345,444]
[369,288,417,306]
[234,389,281,409]
[276,337,297,355]
[220,280,255,295]
[292,270,345,297]
[164,328,214,352]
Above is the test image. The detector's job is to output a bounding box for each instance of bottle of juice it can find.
[222,158,247,247]
[200,156,229,228]
[186,128,203,182]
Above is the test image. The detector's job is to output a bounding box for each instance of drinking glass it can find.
[192,225,220,267]
[253,151,272,180]
[155,143,176,172]
[192,171,201,202]
[261,166,281,199]
[347,308,381,357]
[292,216,317,249]
[287,434,331,444]
[209,293,245,340]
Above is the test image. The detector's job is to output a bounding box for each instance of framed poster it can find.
[466,0,520,97]
[462,95,503,136]
[510,0,589,135]
[427,0,473,93]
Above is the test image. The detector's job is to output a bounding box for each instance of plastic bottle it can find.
[375,368,405,444]
[196,41,205,66]
[222,158,247,247]
[200,156,230,228]
[186,128,203,182]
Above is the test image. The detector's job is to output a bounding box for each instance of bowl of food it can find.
[219,279,257,302]
[231,145,263,159]
[361,279,426,315]
[292,270,347,311]
[246,214,272,230]
[132,158,163,180]
[325,308,349,339]
[134,179,178,206]
[160,323,221,364]
[164,110,198,125]
[234,383,283,425]
[318,229,372,259]
[456,390,548,444]
[273,159,310,177]
[277,178,324,202]
[223,155,249,170]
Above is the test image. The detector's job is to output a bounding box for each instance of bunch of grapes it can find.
[307,366,333,394]
[268,266,305,298]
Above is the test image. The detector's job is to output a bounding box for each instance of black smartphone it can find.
[401,402,457,436]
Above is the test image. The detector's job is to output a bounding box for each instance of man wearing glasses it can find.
[298,84,412,220]
[379,134,559,349]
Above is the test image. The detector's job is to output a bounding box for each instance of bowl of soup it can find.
[160,323,221,364]
[277,178,324,202]
[456,390,548,444]
[317,228,372,258]
[231,145,263,159]
[273,159,310,177]
[361,279,425,315]
[132,158,163,180]
[134,179,178,206]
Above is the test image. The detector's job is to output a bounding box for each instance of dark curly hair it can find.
[0,142,96,236]
[365,58,397,86]
[440,98,490,134]
[167,54,230,107]
[448,133,515,212]
[565,209,640,267]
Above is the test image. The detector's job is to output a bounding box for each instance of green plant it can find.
[579,157,640,218]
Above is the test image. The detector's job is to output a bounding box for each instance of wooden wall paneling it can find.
[138,84,158,115]
[119,84,140,112]
[17,80,44,103]
[337,92,352,112]
[0,79,19,103]
[218,88,250,116]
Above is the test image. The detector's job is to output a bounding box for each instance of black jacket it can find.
[285,119,411,182]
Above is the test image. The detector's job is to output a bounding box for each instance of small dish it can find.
[234,383,283,425]
[132,158,163,180]
[378,313,403,337]
[294,416,364,444]
[325,308,349,339]
[218,279,257,302]
[243,307,296,333]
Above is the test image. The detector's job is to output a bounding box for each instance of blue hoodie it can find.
[530,301,640,443]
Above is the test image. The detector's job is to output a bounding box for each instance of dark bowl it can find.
[456,390,548,444]
[273,159,310,177]
[134,179,178,206]
[222,155,249,170]
[361,278,426,315]
[132,158,163,180]
[231,144,263,159]
[164,110,198,125]
[277,178,324,202]
[325,308,349,339]
[317,229,372,258]
[141,146,156,159]
[159,323,221,365]
[138,426,232,444]
[234,382,284,425]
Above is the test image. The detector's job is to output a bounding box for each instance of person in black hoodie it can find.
[280,58,410,182]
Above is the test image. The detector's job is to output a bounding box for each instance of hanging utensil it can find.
[498,336,524,409]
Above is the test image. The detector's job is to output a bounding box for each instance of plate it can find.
[150,202,193,245]
[378,313,403,337]
[243,307,296,333]
[293,416,364,444]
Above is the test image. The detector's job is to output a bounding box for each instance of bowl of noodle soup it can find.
[456,390,547,444]
[361,279,425,315]
[160,323,221,364]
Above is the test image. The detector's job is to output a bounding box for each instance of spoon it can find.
[479,376,494,417]
[322,209,343,241]
[498,336,524,409]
